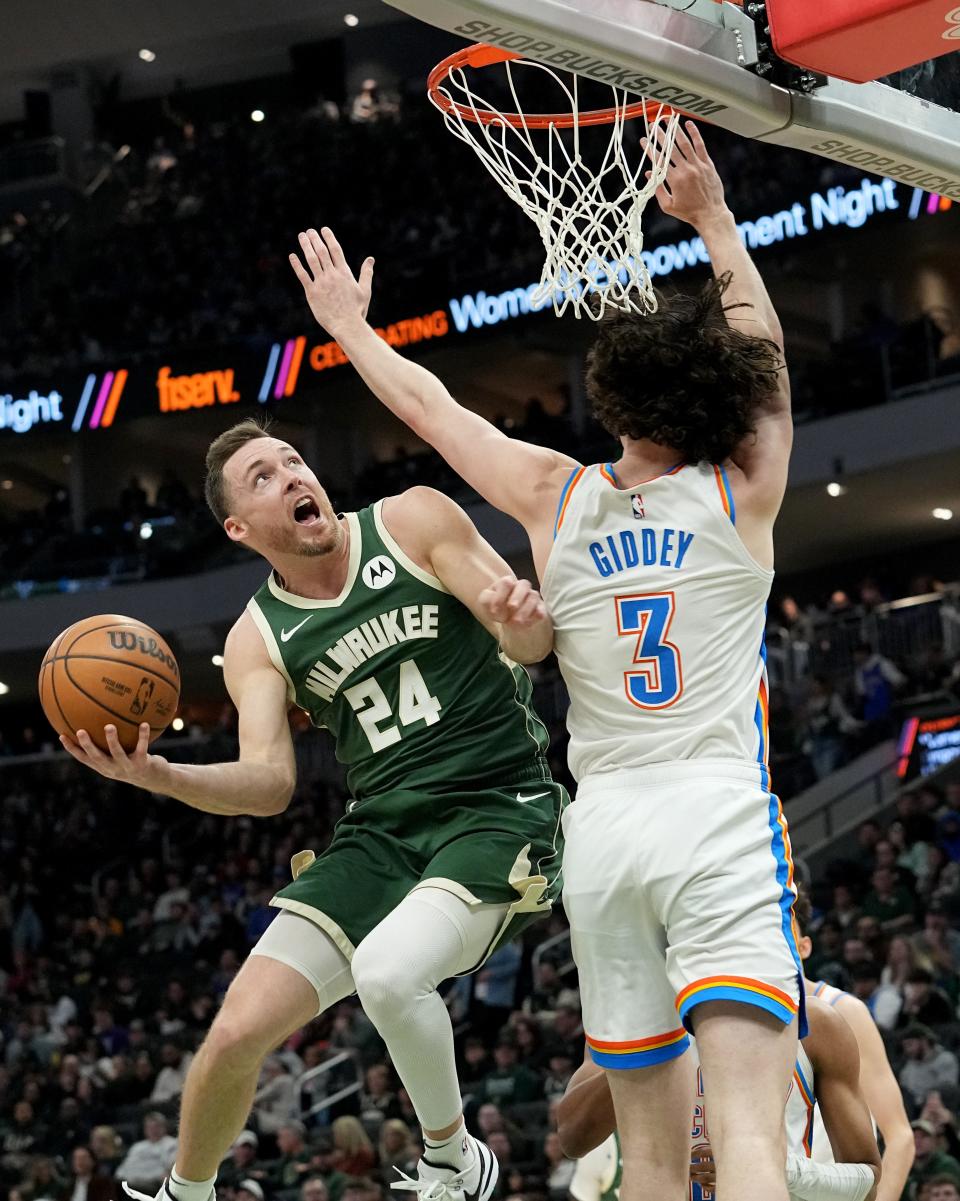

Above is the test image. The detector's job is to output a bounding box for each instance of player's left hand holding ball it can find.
[60,722,171,791]
[478,576,549,629]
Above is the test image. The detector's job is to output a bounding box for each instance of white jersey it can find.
[541,461,774,782]
[570,1043,818,1201]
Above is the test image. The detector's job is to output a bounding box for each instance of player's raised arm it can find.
[381,486,554,664]
[61,613,296,817]
[289,227,578,532]
[649,121,792,518]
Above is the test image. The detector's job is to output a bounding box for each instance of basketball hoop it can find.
[428,44,681,320]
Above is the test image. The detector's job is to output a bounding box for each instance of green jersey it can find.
[247,501,551,800]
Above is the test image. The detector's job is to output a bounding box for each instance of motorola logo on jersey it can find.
[362,556,396,590]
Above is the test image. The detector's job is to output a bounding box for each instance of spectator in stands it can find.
[521,957,564,1017]
[543,1131,574,1201]
[252,1055,298,1135]
[876,836,918,890]
[915,902,960,982]
[330,1117,376,1179]
[929,1177,960,1201]
[89,1128,123,1178]
[459,1036,491,1089]
[907,1121,960,1195]
[472,941,523,1040]
[59,1145,114,1201]
[150,1041,193,1102]
[544,1004,584,1063]
[268,1121,313,1190]
[478,1034,543,1106]
[114,1112,176,1193]
[25,1155,65,1198]
[854,642,907,739]
[218,1131,263,1191]
[236,1180,265,1201]
[1,1099,44,1182]
[376,1120,417,1183]
[898,969,956,1028]
[357,1062,401,1133]
[855,818,884,869]
[900,1025,960,1109]
[300,1177,330,1201]
[862,865,919,933]
[827,884,862,933]
[542,1049,576,1103]
[802,675,861,779]
[805,919,847,984]
[350,80,384,124]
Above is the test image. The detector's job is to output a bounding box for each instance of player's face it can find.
[223,438,341,558]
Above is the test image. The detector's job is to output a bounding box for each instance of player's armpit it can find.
[728,390,793,520]
[805,999,881,1178]
[381,487,553,661]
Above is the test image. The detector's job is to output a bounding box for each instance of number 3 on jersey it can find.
[344,659,442,752]
[615,593,683,710]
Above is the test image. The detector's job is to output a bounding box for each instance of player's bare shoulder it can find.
[803,994,860,1073]
[223,608,280,693]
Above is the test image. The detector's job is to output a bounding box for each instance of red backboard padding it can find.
[766,0,960,84]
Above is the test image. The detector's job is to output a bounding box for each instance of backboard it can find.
[382,0,960,200]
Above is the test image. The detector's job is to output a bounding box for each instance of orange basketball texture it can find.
[39,615,180,752]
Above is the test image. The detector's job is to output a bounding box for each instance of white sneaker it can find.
[391,1138,499,1201]
[123,1183,214,1201]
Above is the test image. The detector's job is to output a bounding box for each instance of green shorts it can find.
[271,764,568,973]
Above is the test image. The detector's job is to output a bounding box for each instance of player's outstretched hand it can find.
[289,227,374,335]
[478,576,549,629]
[644,119,730,230]
[60,722,170,791]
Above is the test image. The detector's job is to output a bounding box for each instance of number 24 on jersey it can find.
[343,658,442,752]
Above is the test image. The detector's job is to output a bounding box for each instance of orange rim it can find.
[427,43,674,129]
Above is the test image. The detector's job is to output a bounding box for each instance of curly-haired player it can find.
[292,122,799,1201]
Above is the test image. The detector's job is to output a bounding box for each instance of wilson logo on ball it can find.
[108,630,180,675]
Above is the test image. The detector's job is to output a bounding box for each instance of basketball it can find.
[38,615,180,752]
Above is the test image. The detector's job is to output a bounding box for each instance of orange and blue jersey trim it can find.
[793,1061,816,1156]
[587,1027,690,1070]
[600,461,685,489]
[814,980,845,1007]
[676,975,799,1029]
[713,463,736,524]
[553,465,587,539]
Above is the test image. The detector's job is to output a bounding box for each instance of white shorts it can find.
[562,760,804,1071]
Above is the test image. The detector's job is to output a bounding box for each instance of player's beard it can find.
[293,500,343,558]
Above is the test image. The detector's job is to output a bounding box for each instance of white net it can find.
[430,53,681,320]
